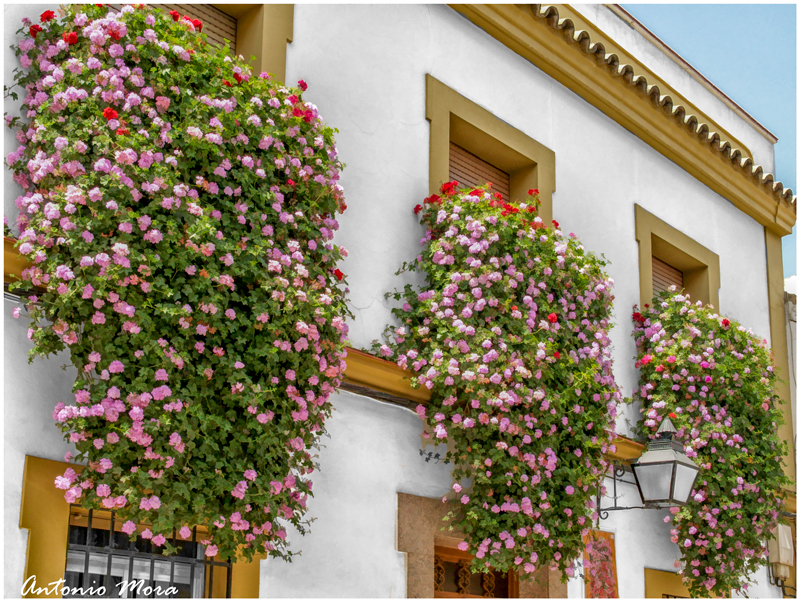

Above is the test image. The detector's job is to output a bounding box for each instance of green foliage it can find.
[380,184,621,579]
[7,4,349,560]
[631,290,791,596]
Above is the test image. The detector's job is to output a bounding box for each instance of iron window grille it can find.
[64,507,232,598]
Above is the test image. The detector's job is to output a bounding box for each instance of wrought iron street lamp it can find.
[598,416,700,517]
[631,417,699,508]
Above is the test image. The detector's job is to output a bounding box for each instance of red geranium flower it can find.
[423,194,441,205]
[298,79,308,92]
[192,19,203,31]
[333,269,344,282]
[29,24,43,38]
[528,188,539,196]
[511,305,518,311]
[287,179,296,187]
[413,204,423,215]
[169,10,180,21]
[115,128,129,136]
[109,30,122,41]
[62,31,78,45]
[552,220,559,228]
[233,73,243,84]
[440,180,459,195]
[554,351,561,359]
[668,412,677,419]
[222,80,232,88]
[468,189,482,197]
[722,318,730,328]
[494,192,503,201]
[632,311,645,324]
[102,107,118,120]
[547,313,557,323]
[40,10,55,22]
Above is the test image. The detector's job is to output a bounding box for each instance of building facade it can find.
[4,3,796,598]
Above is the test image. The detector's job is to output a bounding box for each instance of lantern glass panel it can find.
[672,463,698,504]
[633,463,673,502]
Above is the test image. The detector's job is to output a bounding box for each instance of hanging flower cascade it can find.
[6,4,350,561]
[380,183,622,578]
[631,290,790,596]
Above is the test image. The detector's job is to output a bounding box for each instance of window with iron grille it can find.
[433,544,517,597]
[64,507,232,598]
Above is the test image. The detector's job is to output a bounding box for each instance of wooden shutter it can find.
[449,143,511,201]
[582,530,619,598]
[652,256,684,296]
[107,5,236,52]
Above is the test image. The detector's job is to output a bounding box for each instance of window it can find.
[426,75,556,224]
[20,456,260,598]
[449,143,511,200]
[64,507,231,598]
[652,257,684,297]
[398,492,567,597]
[433,544,517,598]
[635,204,720,309]
[107,5,238,52]
[155,5,237,51]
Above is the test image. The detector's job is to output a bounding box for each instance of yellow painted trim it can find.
[644,568,691,599]
[21,456,77,598]
[784,490,797,515]
[214,4,294,84]
[342,346,644,462]
[343,347,431,404]
[19,455,260,598]
[425,74,556,225]
[449,4,795,236]
[635,204,720,309]
[604,5,777,144]
[5,236,30,284]
[765,229,797,483]
[563,4,754,158]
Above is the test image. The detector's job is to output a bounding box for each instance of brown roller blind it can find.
[449,142,511,201]
[653,256,684,296]
[107,4,236,52]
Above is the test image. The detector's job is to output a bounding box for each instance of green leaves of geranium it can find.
[631,291,790,597]
[381,184,621,579]
[8,4,349,561]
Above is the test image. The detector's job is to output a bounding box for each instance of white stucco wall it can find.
[4,298,77,598]
[286,3,773,437]
[260,390,452,597]
[283,4,780,597]
[4,4,59,235]
[2,3,786,599]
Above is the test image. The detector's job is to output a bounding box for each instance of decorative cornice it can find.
[449,4,796,236]
[604,4,778,145]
